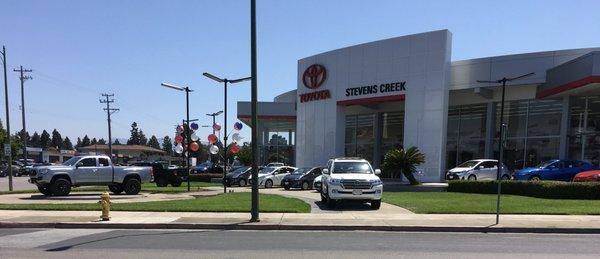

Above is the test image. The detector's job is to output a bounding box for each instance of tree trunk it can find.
[402,169,420,185]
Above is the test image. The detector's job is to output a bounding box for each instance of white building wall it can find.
[296,30,452,182]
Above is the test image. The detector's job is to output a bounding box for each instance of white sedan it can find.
[249,166,296,188]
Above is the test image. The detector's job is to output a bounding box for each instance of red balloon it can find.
[208,134,218,144]
[190,142,200,152]
[229,143,240,154]
[175,135,183,144]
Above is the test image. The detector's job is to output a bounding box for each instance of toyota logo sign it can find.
[302,64,327,89]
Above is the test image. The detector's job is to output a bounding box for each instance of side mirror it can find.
[374,169,381,175]
[75,163,81,168]
[476,166,482,170]
[322,169,329,175]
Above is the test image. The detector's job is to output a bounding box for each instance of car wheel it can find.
[301,181,309,190]
[109,184,123,195]
[325,192,336,208]
[529,176,541,181]
[284,185,290,190]
[37,184,52,196]
[239,179,247,187]
[467,175,477,181]
[171,178,182,187]
[51,178,71,196]
[371,200,381,210]
[265,179,273,188]
[123,178,141,195]
[501,175,510,180]
[155,177,168,187]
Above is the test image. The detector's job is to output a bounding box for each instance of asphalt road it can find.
[0,176,33,191]
[1,228,599,258]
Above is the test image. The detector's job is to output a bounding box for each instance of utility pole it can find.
[13,66,32,169]
[100,94,119,161]
[1,46,13,191]
[250,0,259,222]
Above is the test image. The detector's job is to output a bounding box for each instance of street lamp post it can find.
[203,73,250,194]
[161,82,193,192]
[250,0,259,222]
[477,72,534,225]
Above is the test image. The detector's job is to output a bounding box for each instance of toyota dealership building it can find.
[238,30,600,182]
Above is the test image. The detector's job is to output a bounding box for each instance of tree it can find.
[148,135,160,150]
[81,135,91,147]
[40,130,50,148]
[97,138,107,145]
[114,139,121,145]
[382,146,425,185]
[91,138,98,145]
[139,130,148,146]
[76,137,82,148]
[268,134,288,146]
[162,136,173,155]
[30,132,41,148]
[0,120,20,160]
[62,137,74,150]
[236,142,252,166]
[50,129,63,149]
[127,122,140,145]
[17,129,31,146]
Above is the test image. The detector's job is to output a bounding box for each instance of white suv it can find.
[320,158,383,209]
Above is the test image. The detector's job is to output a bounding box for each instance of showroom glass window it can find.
[345,114,375,163]
[381,112,404,161]
[445,104,487,168]
[494,99,562,170]
[568,96,600,166]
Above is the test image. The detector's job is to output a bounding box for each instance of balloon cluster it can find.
[206,121,244,155]
[174,122,201,155]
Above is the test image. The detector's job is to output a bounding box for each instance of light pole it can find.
[1,46,13,191]
[477,72,534,225]
[250,0,259,222]
[161,82,193,192]
[203,73,251,194]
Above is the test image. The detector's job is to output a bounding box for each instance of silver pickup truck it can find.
[29,155,153,196]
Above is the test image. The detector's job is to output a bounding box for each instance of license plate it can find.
[352,190,362,195]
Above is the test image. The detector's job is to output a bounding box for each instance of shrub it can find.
[382,146,425,185]
[447,180,600,200]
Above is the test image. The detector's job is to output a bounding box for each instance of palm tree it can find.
[383,146,425,185]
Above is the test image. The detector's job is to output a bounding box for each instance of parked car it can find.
[446,159,511,181]
[0,163,22,177]
[281,167,322,190]
[573,170,600,182]
[191,161,224,174]
[248,166,296,188]
[512,159,595,181]
[313,175,323,192]
[130,161,187,187]
[29,155,153,196]
[266,162,285,167]
[223,166,251,187]
[320,157,383,209]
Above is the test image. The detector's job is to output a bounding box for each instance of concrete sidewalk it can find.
[3,210,600,233]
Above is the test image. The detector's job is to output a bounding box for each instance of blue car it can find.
[512,159,595,181]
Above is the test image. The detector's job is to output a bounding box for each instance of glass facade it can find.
[569,96,600,166]
[345,114,375,162]
[446,104,487,169]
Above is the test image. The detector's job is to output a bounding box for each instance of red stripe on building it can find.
[336,94,405,106]
[537,76,600,99]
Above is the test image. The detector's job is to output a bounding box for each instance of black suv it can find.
[130,162,188,187]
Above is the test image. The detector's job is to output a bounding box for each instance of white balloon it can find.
[209,145,219,155]
[175,144,184,154]
[231,133,243,142]
[190,132,199,141]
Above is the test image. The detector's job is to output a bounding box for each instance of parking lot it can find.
[0,176,34,192]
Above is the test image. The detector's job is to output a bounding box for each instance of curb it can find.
[2,222,600,234]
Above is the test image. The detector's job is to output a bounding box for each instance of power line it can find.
[100,93,119,160]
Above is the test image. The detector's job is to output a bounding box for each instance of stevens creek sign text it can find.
[345,81,406,96]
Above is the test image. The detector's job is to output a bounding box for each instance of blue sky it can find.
[1,0,599,145]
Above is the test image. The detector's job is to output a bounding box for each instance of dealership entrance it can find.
[343,101,405,169]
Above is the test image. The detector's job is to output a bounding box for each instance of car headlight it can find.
[370,179,383,185]
[37,169,48,176]
[329,178,341,185]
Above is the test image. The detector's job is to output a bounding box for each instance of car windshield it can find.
[333,162,372,174]
[457,161,479,168]
[62,156,82,166]
[291,168,311,175]
[230,166,249,176]
[259,167,277,174]
[537,160,557,168]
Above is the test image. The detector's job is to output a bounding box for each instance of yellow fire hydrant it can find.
[99,191,111,221]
